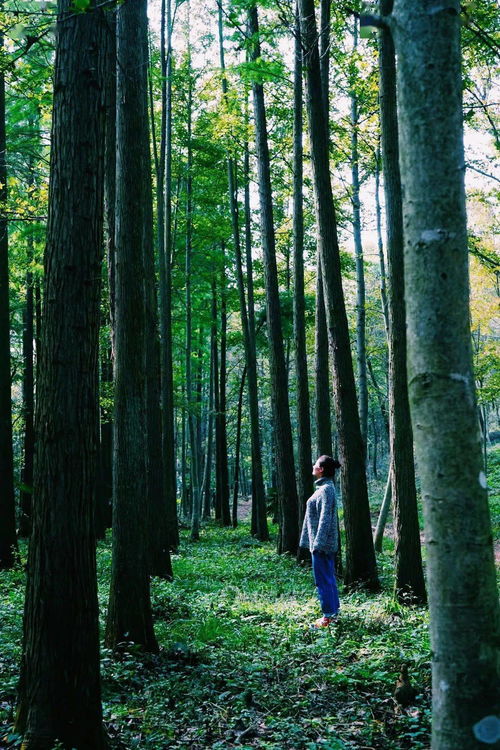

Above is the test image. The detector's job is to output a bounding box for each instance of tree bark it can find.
[293,7,313,529]
[202,333,214,518]
[15,1,107,744]
[157,0,179,550]
[19,168,36,538]
[248,4,299,555]
[379,0,426,605]
[373,460,392,553]
[183,39,201,543]
[374,143,389,339]
[218,7,268,539]
[298,0,379,589]
[314,0,333,460]
[217,257,231,526]
[0,7,17,568]
[350,19,368,452]
[232,366,247,528]
[105,0,158,653]
[392,1,500,745]
[144,39,172,578]
[243,134,268,540]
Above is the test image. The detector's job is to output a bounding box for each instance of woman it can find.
[300,455,341,628]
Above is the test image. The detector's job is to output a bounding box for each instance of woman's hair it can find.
[317,455,341,478]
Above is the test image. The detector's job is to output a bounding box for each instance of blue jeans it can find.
[312,551,340,617]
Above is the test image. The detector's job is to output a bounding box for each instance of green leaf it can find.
[72,0,91,10]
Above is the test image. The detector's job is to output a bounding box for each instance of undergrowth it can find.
[1,517,433,749]
[2,450,499,749]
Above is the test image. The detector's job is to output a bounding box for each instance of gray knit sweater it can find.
[299,477,338,554]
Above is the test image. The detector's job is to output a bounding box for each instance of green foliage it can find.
[71,0,91,11]
[1,523,435,749]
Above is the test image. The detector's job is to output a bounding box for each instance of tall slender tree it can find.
[314,0,333,459]
[185,40,202,541]
[293,5,313,525]
[391,0,499,744]
[378,0,426,604]
[350,19,368,452]
[216,254,231,526]
[105,0,158,652]
[218,2,268,540]
[15,1,108,744]
[243,111,268,540]
[0,7,17,569]
[144,40,172,577]
[298,0,379,589]
[248,4,299,554]
[157,0,179,550]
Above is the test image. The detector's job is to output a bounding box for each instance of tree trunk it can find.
[232,366,247,528]
[219,6,268,540]
[244,134,269,540]
[19,195,36,539]
[298,0,379,590]
[211,280,221,523]
[392,1,500,745]
[350,19,368,452]
[248,4,299,555]
[96,347,113,540]
[379,0,426,605]
[105,0,158,653]
[202,334,214,518]
[15,2,107,744]
[182,36,201,543]
[157,0,179,550]
[374,143,389,339]
[314,0,333,460]
[293,5,313,531]
[144,41,172,578]
[0,8,17,568]
[218,258,231,526]
[99,3,116,539]
[373,461,392,553]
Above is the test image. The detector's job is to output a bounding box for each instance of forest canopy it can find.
[0,0,498,748]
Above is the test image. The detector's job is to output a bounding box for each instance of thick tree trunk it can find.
[105,0,158,653]
[15,2,107,745]
[379,1,426,605]
[248,4,299,555]
[0,11,17,568]
[392,1,500,745]
[293,7,313,531]
[299,0,379,590]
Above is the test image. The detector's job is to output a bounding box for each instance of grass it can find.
[1,519,432,750]
[2,451,498,750]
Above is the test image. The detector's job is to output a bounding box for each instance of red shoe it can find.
[310,616,335,629]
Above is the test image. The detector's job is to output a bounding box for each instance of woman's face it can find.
[312,460,324,479]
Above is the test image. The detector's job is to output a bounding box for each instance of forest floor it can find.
[1,446,499,750]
